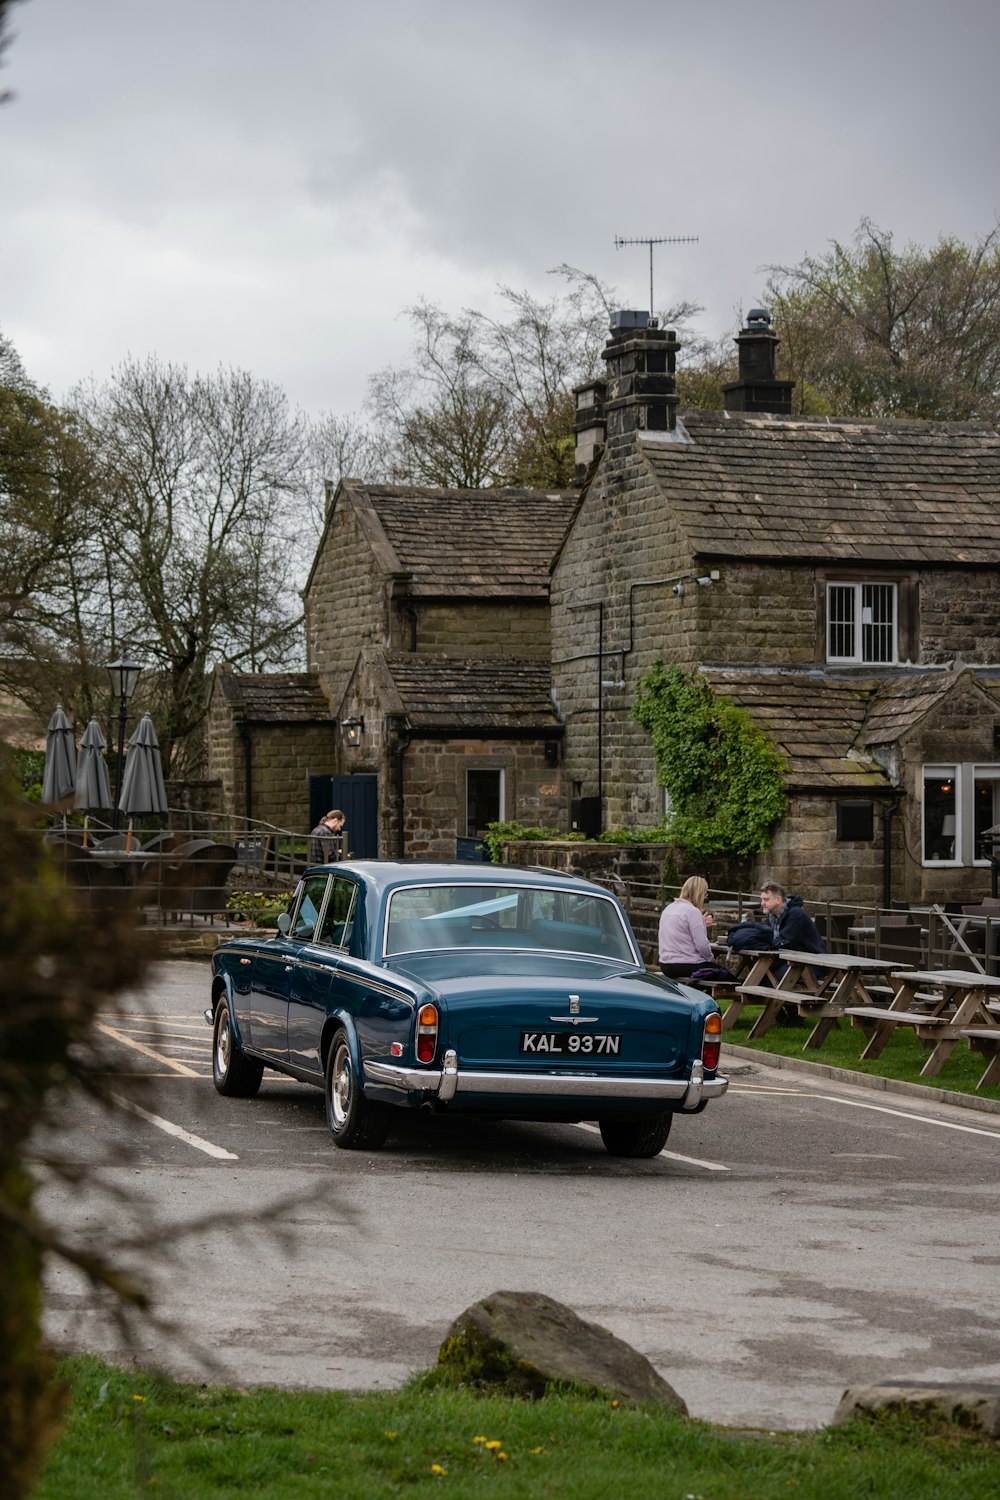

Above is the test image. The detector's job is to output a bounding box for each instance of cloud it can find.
[2,0,998,415]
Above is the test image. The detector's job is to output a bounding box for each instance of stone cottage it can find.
[551,308,1000,907]
[208,479,575,855]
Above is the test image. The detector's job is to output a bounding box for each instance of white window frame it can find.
[922,764,960,867]
[972,765,1000,868]
[827,580,898,665]
[921,762,1000,868]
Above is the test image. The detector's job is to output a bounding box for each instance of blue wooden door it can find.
[308,774,378,858]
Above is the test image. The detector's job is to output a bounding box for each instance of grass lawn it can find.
[724,1003,1000,1101]
[32,1356,1000,1500]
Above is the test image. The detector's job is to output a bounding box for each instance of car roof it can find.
[305,859,614,900]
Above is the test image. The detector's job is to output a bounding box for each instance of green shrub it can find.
[226,890,294,926]
[633,661,787,858]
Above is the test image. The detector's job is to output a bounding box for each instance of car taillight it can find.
[702,1011,722,1072]
[415,1003,438,1064]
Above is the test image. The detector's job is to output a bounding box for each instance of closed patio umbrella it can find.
[118,712,169,848]
[73,717,112,843]
[41,705,76,805]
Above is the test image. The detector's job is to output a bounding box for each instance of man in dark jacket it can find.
[759,882,827,953]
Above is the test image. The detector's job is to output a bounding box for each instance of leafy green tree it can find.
[766,219,1000,424]
[0,337,106,722]
[2,339,315,775]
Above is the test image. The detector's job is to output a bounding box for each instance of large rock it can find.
[833,1382,1000,1439]
[437,1290,688,1411]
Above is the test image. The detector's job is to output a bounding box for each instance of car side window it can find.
[316,876,357,949]
[291,875,330,941]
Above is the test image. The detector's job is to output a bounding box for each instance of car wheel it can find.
[325,1031,390,1150]
[213,1003,263,1098]
[598,1112,673,1159]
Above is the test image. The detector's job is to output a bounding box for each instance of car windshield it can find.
[383,883,636,962]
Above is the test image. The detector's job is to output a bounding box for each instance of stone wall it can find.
[552,437,822,835]
[399,738,562,860]
[919,570,1000,664]
[206,697,339,834]
[413,600,551,656]
[305,498,388,714]
[895,674,1000,906]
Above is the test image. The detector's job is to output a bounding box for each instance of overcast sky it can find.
[1,0,998,421]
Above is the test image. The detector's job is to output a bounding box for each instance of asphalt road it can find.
[38,960,1000,1431]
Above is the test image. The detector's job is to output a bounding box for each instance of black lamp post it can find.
[106,655,143,828]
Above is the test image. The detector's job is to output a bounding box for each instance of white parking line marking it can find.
[575,1122,729,1171]
[96,1021,200,1077]
[111,1093,238,1160]
[814,1094,1000,1141]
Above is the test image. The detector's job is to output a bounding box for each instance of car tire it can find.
[213,1003,263,1098]
[325,1030,390,1150]
[598,1112,673,1158]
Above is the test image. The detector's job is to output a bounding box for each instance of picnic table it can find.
[732,948,904,1049]
[845,968,1000,1086]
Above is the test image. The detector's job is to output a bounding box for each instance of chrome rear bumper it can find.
[364,1052,727,1110]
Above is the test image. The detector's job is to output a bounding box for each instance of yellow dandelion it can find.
[496,1451,508,1461]
[485,1439,502,1450]
[530,1445,544,1454]
[611,1398,619,1408]
[132,1395,146,1403]
[430,1463,448,1476]
[472,1435,487,1445]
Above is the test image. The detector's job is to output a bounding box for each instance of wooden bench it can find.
[737,984,825,1007]
[844,1006,948,1026]
[960,1028,1000,1089]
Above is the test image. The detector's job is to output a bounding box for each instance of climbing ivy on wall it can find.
[632,662,788,858]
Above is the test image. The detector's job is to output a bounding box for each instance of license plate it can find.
[519,1031,622,1056]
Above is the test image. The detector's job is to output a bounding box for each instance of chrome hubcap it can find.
[216,1014,230,1074]
[332,1046,351,1126]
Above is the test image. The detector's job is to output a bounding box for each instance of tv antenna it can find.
[614,234,698,319]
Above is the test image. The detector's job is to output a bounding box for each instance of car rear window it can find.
[384,884,635,962]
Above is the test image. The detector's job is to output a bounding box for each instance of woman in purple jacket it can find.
[658,876,715,979]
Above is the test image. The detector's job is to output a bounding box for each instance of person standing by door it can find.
[309,809,345,866]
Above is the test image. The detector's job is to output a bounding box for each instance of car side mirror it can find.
[277,911,291,935]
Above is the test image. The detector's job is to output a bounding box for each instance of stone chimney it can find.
[601,311,680,447]
[722,307,795,415]
[572,378,607,483]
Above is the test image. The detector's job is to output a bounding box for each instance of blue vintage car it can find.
[207,861,728,1158]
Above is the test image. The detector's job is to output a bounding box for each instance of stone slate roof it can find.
[214,670,331,722]
[382,653,560,731]
[703,665,1000,792]
[702,669,885,791]
[352,484,578,598]
[641,413,1000,566]
[853,673,966,748]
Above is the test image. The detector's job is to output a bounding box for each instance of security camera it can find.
[671,583,685,597]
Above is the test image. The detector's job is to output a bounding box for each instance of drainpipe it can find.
[239,721,253,822]
[882,794,902,908]
[393,716,412,858]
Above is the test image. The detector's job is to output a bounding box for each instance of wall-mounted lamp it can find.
[341,716,364,748]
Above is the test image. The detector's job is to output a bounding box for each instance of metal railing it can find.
[601,878,1000,978]
[38,809,310,924]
